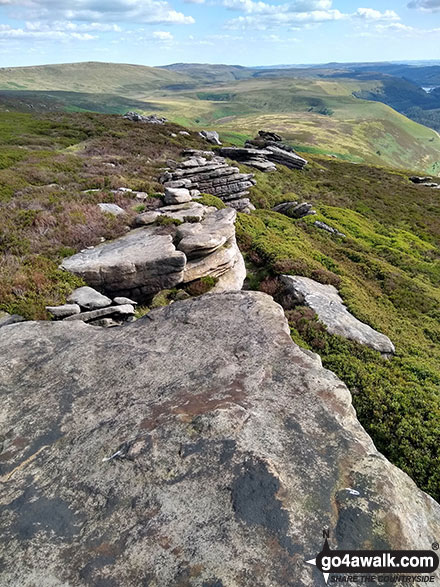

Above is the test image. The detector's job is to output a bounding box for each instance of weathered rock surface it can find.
[46,304,81,318]
[61,227,187,301]
[0,292,438,586]
[211,246,246,293]
[245,131,308,170]
[67,286,112,310]
[97,203,126,216]
[183,237,239,283]
[281,275,396,355]
[176,208,236,258]
[218,147,277,172]
[160,151,256,213]
[123,112,167,124]
[63,303,135,323]
[226,197,256,214]
[0,312,25,328]
[164,187,192,205]
[273,201,316,219]
[199,129,221,145]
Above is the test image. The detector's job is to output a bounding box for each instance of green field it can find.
[0,62,440,173]
[0,109,439,501]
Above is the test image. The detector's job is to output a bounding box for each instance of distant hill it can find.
[1,61,440,173]
[0,61,190,96]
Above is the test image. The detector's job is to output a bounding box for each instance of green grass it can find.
[1,63,439,172]
[236,156,440,500]
[1,107,440,502]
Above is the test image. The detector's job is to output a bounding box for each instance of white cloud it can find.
[25,21,122,32]
[0,25,95,39]
[408,0,440,11]
[354,8,400,21]
[225,9,346,29]
[153,30,173,39]
[4,0,195,25]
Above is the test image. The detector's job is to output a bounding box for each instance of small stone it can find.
[199,130,222,145]
[64,304,135,323]
[179,131,190,136]
[98,203,126,216]
[46,304,81,318]
[113,297,138,306]
[164,187,192,205]
[0,313,25,328]
[67,286,112,310]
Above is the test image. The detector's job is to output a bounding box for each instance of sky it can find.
[0,0,439,67]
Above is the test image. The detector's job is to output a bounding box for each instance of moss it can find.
[155,215,183,226]
[184,276,218,296]
[196,193,226,209]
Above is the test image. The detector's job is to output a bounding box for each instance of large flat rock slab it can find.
[60,227,186,301]
[0,292,437,586]
[281,275,395,355]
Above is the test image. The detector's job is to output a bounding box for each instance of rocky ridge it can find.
[60,199,245,305]
[0,292,438,586]
[160,151,257,213]
[281,275,396,356]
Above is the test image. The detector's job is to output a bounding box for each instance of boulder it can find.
[134,211,161,226]
[164,187,192,205]
[409,176,432,183]
[199,130,222,145]
[273,201,316,219]
[46,304,81,318]
[0,292,438,586]
[97,203,126,216]
[281,275,395,355]
[67,286,112,310]
[0,312,25,328]
[60,227,187,301]
[210,247,246,292]
[63,304,135,323]
[226,198,256,214]
[176,208,236,258]
[183,237,238,283]
[113,296,137,305]
[314,220,346,238]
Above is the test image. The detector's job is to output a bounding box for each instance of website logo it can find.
[306,530,439,584]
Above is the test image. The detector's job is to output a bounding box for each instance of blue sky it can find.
[0,0,439,67]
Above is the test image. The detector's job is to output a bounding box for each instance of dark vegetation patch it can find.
[0,111,204,318]
[237,158,440,500]
[1,109,439,501]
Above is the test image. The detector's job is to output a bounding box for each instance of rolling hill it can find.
[1,61,440,173]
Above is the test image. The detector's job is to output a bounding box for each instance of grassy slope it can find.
[1,62,439,173]
[1,110,439,501]
[146,77,440,173]
[0,61,190,95]
[236,158,440,500]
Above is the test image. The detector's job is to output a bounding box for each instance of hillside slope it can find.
[0,110,439,502]
[0,61,190,95]
[1,61,440,173]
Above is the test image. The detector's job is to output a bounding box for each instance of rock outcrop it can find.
[244,131,308,170]
[0,311,25,329]
[273,201,316,219]
[198,130,221,145]
[281,275,395,355]
[61,203,245,302]
[60,227,187,301]
[160,150,256,213]
[47,286,137,327]
[123,112,167,124]
[0,292,438,586]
